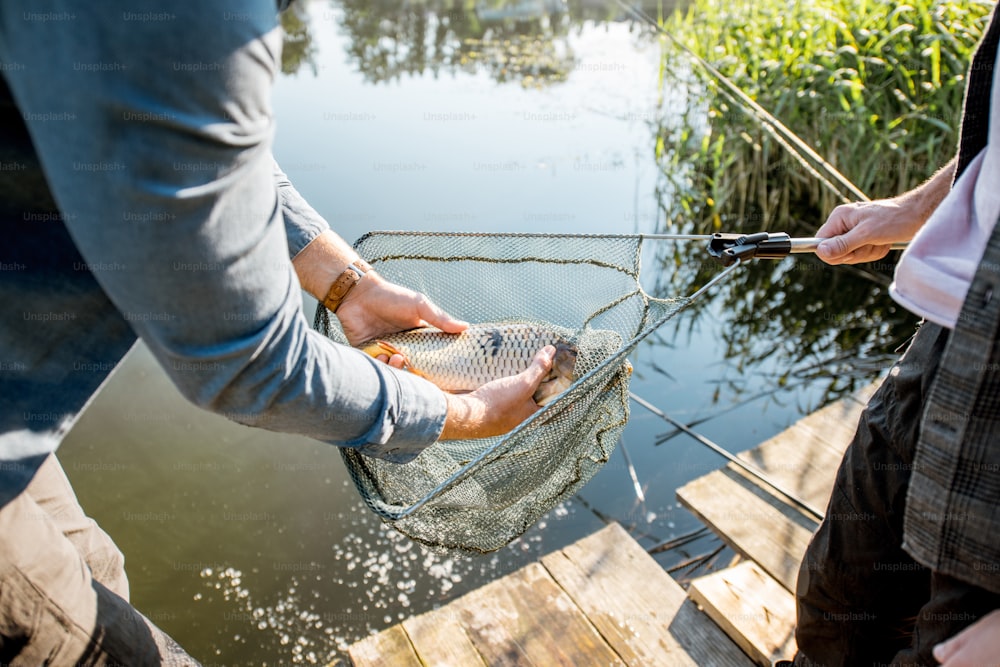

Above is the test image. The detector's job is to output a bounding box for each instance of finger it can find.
[816,204,874,263]
[821,243,892,265]
[931,610,997,666]
[815,204,858,239]
[388,353,407,369]
[845,245,892,264]
[375,353,389,364]
[816,223,879,263]
[933,634,961,664]
[417,297,468,334]
[523,346,556,387]
[932,642,952,664]
[816,235,852,263]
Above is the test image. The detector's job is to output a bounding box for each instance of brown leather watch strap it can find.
[322,258,373,313]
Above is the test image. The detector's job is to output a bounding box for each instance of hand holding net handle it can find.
[705,232,908,266]
[790,237,909,253]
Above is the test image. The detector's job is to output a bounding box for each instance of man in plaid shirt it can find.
[788,5,1000,666]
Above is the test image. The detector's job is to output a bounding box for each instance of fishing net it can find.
[314,232,691,553]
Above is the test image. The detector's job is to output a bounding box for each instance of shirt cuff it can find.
[350,364,449,463]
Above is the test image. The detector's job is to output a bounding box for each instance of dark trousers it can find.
[794,322,1000,666]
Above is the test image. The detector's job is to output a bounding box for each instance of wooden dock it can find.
[675,379,878,664]
[349,521,751,666]
[347,381,878,666]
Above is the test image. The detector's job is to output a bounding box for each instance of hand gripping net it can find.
[314,232,690,553]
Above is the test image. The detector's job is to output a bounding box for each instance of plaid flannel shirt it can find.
[904,3,1000,594]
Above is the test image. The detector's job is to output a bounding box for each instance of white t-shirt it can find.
[890,52,1000,328]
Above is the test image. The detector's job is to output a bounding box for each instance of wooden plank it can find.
[688,561,797,667]
[724,382,876,517]
[454,561,626,666]
[743,381,876,462]
[677,384,882,595]
[677,467,817,592]
[403,608,486,667]
[735,422,847,514]
[792,397,866,455]
[541,522,753,667]
[786,379,880,455]
[348,624,422,667]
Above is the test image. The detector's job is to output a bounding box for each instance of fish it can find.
[357,321,578,406]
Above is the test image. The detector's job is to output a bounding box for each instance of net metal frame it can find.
[314,231,736,553]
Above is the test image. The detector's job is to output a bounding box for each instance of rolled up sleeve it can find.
[273,158,329,259]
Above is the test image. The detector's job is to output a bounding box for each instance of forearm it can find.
[816,156,959,264]
[292,229,368,301]
[274,160,372,303]
[893,156,957,233]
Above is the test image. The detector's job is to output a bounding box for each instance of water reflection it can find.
[339,0,573,86]
[280,3,319,76]
[646,56,918,407]
[286,0,674,86]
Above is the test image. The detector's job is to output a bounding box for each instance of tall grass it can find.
[647,1,992,401]
[658,0,992,229]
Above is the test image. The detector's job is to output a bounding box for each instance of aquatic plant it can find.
[658,0,992,228]
[644,0,991,403]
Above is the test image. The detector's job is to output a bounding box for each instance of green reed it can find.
[645,1,993,403]
[658,0,992,230]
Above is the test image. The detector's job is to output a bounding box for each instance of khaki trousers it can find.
[0,455,198,666]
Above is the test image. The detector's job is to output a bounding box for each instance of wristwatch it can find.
[322,258,373,313]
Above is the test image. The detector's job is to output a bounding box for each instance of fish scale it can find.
[357,322,578,405]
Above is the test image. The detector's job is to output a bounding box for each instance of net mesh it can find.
[313,232,689,553]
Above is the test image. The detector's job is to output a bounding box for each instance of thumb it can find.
[417,297,468,334]
[816,234,853,262]
[816,217,881,263]
[933,634,962,664]
[524,346,556,385]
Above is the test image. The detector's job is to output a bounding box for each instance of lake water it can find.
[57,1,914,664]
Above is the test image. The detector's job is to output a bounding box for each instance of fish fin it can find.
[373,340,404,357]
[534,376,573,406]
[368,340,439,381]
[358,340,396,358]
[360,340,420,373]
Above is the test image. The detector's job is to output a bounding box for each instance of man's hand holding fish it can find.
[294,230,468,344]
[294,230,556,441]
[438,344,557,440]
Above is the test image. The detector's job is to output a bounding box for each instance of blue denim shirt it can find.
[0,0,446,507]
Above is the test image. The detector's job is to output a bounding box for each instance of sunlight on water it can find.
[188,499,585,665]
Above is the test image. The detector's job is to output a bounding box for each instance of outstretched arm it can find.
[5,2,547,462]
[815,158,956,265]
